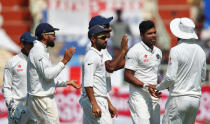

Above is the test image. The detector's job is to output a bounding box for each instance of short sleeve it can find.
[125,48,139,71]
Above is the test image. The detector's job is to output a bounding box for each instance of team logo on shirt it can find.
[100,59,104,66]
[156,54,160,59]
[144,54,149,62]
[88,63,93,65]
[17,64,23,72]
[144,54,147,58]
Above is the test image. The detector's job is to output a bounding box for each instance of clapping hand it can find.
[62,47,75,64]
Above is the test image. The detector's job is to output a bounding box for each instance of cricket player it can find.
[2,32,36,124]
[83,15,129,119]
[153,17,206,124]
[124,20,162,124]
[27,23,80,124]
[87,15,128,97]
[80,25,128,124]
[87,15,127,73]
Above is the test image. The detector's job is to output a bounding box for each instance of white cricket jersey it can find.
[125,41,162,94]
[82,47,108,97]
[27,40,67,97]
[156,39,206,97]
[2,52,28,105]
[86,42,113,92]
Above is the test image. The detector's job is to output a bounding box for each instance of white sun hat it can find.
[170,17,198,39]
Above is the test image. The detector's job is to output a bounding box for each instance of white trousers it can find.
[162,96,200,124]
[128,91,160,124]
[8,100,31,124]
[79,96,113,124]
[27,95,60,124]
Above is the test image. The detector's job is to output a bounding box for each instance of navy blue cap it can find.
[89,15,113,29]
[20,32,37,43]
[88,25,111,38]
[35,23,59,37]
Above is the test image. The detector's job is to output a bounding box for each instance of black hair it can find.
[88,32,97,40]
[88,31,93,40]
[37,35,43,41]
[88,33,99,40]
[139,20,155,34]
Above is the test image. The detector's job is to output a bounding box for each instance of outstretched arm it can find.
[156,48,179,90]
[156,49,178,90]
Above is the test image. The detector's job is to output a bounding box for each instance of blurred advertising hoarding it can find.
[47,0,143,36]
[0,85,210,124]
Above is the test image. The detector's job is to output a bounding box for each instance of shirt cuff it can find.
[84,83,93,87]
[124,66,135,71]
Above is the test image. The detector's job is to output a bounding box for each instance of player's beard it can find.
[47,39,55,47]
[96,41,106,50]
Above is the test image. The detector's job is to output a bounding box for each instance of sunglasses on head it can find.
[96,34,107,40]
[102,24,110,29]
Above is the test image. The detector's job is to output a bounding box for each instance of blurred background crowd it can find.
[0,0,210,123]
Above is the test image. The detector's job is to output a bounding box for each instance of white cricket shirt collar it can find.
[90,47,103,56]
[19,51,28,59]
[34,40,48,52]
[140,41,154,53]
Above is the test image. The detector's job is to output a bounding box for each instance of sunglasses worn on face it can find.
[44,32,55,35]
[96,34,107,40]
